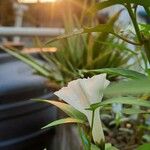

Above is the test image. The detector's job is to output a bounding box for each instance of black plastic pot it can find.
[0,53,51,104]
[0,53,57,150]
[0,98,57,150]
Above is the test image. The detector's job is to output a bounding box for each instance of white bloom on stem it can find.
[54,74,110,144]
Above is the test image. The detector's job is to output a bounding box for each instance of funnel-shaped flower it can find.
[54,74,110,144]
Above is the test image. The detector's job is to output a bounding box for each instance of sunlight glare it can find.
[18,0,58,3]
[40,0,57,2]
[18,0,37,3]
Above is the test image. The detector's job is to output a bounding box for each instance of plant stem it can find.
[91,110,95,132]
[143,39,150,64]
[113,32,141,46]
[125,3,150,64]
[89,110,95,149]
[125,3,142,43]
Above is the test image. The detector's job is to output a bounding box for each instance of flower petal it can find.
[54,79,90,112]
[68,79,90,108]
[79,74,110,104]
[86,108,104,143]
[54,86,83,112]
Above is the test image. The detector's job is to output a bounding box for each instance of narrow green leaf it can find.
[93,40,137,55]
[1,46,50,77]
[139,24,150,31]
[35,99,86,121]
[43,117,84,129]
[122,108,148,115]
[81,68,146,79]
[139,23,150,36]
[105,79,150,96]
[105,143,119,150]
[45,11,121,46]
[89,0,150,14]
[101,97,150,108]
[45,29,83,45]
[45,24,113,45]
[89,97,150,110]
[91,144,100,150]
[83,24,113,34]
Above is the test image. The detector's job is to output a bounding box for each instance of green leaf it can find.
[104,79,150,96]
[105,143,119,150]
[83,24,114,34]
[35,99,86,121]
[139,23,150,36]
[101,97,150,108]
[93,40,137,55]
[89,97,150,110]
[137,143,150,150]
[45,24,113,45]
[43,117,84,129]
[91,144,100,150]
[89,0,150,13]
[122,108,147,115]
[139,24,150,31]
[45,11,122,50]
[1,46,51,78]
[81,68,146,79]
[45,29,83,45]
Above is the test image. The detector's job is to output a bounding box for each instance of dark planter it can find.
[0,53,52,104]
[0,99,57,150]
[0,53,57,150]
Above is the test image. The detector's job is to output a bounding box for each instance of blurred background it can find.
[0,0,94,47]
[0,0,149,46]
[0,0,83,27]
[0,1,150,150]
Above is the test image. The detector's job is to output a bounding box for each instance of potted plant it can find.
[2,0,150,149]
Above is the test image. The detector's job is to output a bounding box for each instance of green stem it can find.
[89,110,95,149]
[125,3,142,43]
[142,7,150,64]
[143,39,150,64]
[113,32,141,46]
[91,110,95,132]
[125,3,150,64]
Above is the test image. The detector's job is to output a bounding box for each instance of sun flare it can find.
[18,0,58,3]
[40,0,57,2]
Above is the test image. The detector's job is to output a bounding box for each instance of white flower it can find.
[54,74,110,143]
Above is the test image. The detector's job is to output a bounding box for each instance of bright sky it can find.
[18,0,58,3]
